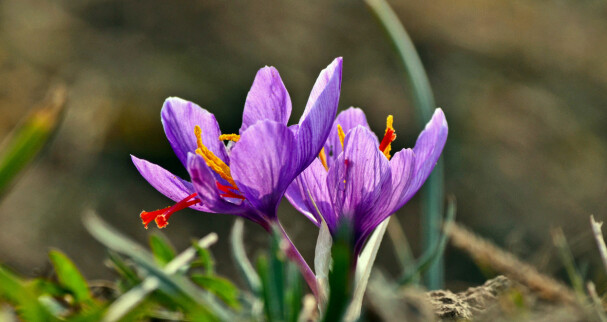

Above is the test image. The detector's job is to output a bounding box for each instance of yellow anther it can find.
[386,115,394,132]
[319,148,329,171]
[194,125,237,188]
[195,125,204,150]
[219,134,240,142]
[337,124,345,149]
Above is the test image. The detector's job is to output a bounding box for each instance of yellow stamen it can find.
[219,133,240,142]
[319,148,329,171]
[386,115,394,130]
[194,125,237,188]
[337,124,345,149]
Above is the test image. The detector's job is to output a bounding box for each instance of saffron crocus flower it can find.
[286,107,448,255]
[131,57,342,231]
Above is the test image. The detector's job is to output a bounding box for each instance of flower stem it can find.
[276,223,319,299]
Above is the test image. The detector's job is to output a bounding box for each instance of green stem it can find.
[276,224,319,299]
[365,0,445,289]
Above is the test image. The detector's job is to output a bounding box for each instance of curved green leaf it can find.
[48,249,93,305]
[191,274,240,309]
[149,234,176,266]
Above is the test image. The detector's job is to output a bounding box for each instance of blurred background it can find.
[1,0,607,291]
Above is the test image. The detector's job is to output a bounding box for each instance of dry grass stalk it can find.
[590,215,607,275]
[447,223,576,303]
[586,282,607,322]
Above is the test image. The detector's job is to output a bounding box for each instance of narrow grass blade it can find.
[285,263,303,322]
[387,216,418,283]
[48,249,94,306]
[191,274,240,309]
[107,251,140,288]
[365,0,445,289]
[261,228,287,320]
[231,219,261,294]
[322,225,353,322]
[257,255,279,321]
[551,228,585,299]
[0,84,67,196]
[192,242,215,274]
[149,233,176,266]
[399,197,456,285]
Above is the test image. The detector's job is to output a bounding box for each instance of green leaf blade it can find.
[0,85,66,196]
[0,266,57,321]
[48,249,93,305]
[149,234,176,266]
[191,274,240,309]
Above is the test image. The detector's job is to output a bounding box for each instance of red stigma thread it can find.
[216,182,246,200]
[140,192,199,229]
[379,127,396,153]
[379,115,396,160]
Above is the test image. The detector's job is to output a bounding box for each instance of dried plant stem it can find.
[448,223,576,303]
[587,282,607,322]
[590,215,607,274]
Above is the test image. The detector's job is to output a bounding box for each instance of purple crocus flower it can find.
[285,107,448,255]
[131,57,342,231]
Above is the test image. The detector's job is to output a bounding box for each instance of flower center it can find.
[378,115,396,160]
[317,115,397,170]
[194,125,245,200]
[140,192,199,229]
[138,128,244,230]
[194,125,238,188]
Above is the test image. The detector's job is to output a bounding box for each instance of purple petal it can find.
[324,107,375,168]
[239,67,292,133]
[131,155,208,212]
[408,108,448,197]
[299,58,343,122]
[296,58,343,172]
[285,158,335,227]
[288,123,299,135]
[161,97,228,167]
[326,126,392,236]
[382,149,415,217]
[187,153,245,214]
[230,120,298,220]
